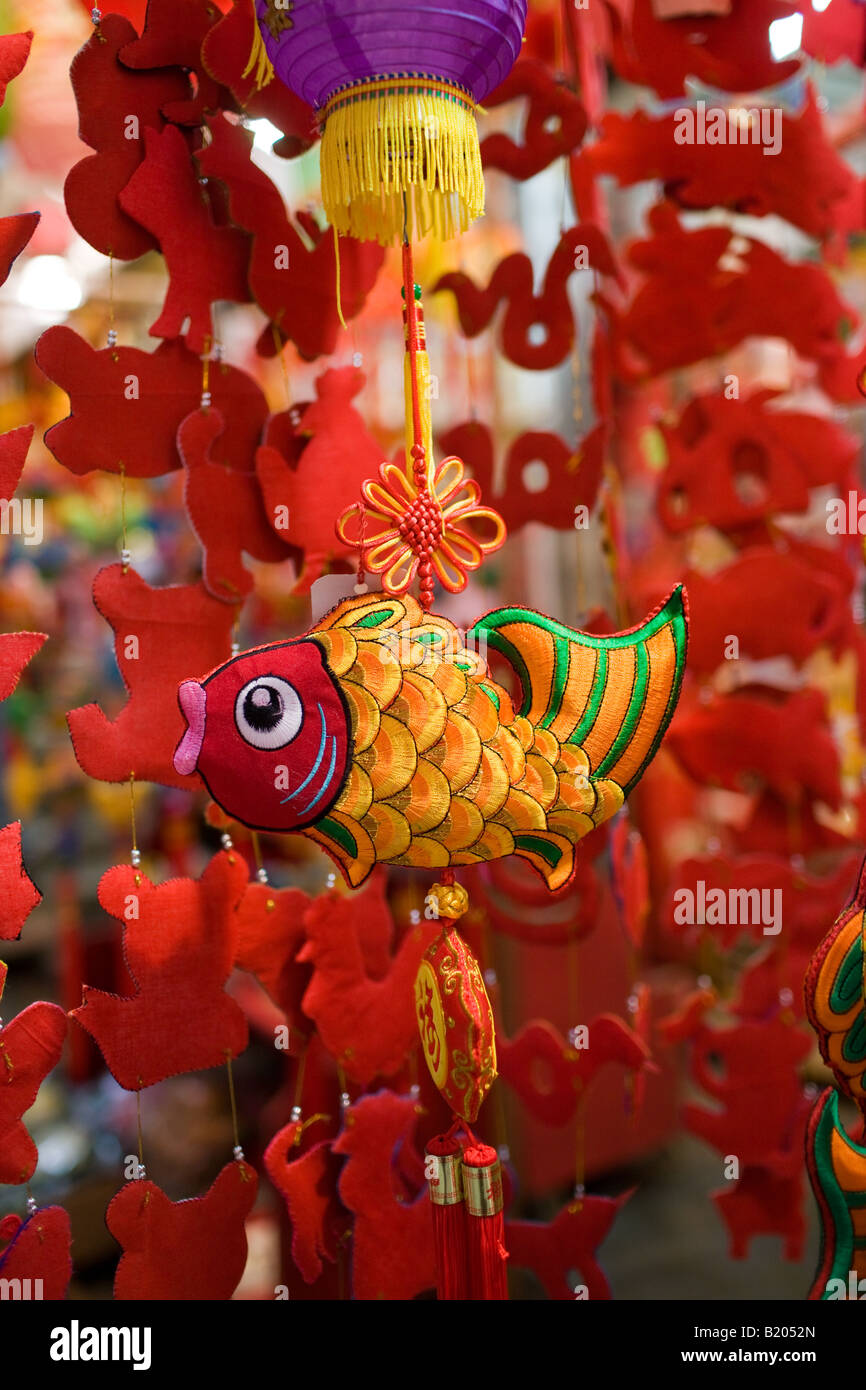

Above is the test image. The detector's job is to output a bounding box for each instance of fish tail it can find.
[468,586,688,797]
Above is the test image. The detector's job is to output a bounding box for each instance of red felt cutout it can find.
[684,546,854,672]
[609,819,649,952]
[657,391,857,535]
[37,326,269,478]
[178,406,291,601]
[608,0,800,98]
[201,1,315,157]
[601,205,855,381]
[334,1091,434,1301]
[434,225,620,371]
[507,1191,632,1299]
[298,889,438,1086]
[110,1159,258,1300]
[801,0,866,65]
[64,15,191,260]
[66,564,236,788]
[658,986,717,1045]
[0,32,31,104]
[234,881,310,1036]
[72,853,249,1090]
[0,214,39,288]
[0,424,33,502]
[499,1017,652,1127]
[439,419,605,534]
[712,1165,806,1262]
[118,0,224,126]
[481,59,587,180]
[667,689,841,809]
[0,631,45,700]
[263,1120,343,1283]
[0,1206,73,1300]
[0,1002,67,1184]
[256,366,387,586]
[197,115,383,360]
[467,848,602,946]
[119,124,251,353]
[584,88,854,241]
[0,822,42,942]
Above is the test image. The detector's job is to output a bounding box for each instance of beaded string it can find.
[401,236,437,612]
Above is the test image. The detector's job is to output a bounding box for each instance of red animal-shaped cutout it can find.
[256,367,388,587]
[0,1002,66,1183]
[481,59,587,179]
[263,1119,344,1283]
[334,1091,434,1301]
[0,631,45,699]
[72,853,249,1090]
[0,213,39,287]
[234,881,310,1036]
[498,1017,652,1127]
[119,124,251,353]
[118,0,224,126]
[657,391,857,534]
[109,1159,258,1300]
[434,225,620,371]
[64,15,191,259]
[713,1166,806,1262]
[0,425,34,502]
[0,823,41,942]
[298,890,438,1087]
[197,115,383,360]
[507,1191,633,1299]
[0,1206,73,1300]
[667,688,841,809]
[178,406,291,602]
[0,31,31,103]
[466,846,603,946]
[67,565,236,788]
[37,326,269,478]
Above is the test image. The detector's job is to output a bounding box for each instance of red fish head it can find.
[173,639,351,832]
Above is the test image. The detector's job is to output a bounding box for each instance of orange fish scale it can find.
[426,711,482,792]
[460,744,510,819]
[494,786,546,834]
[455,680,500,744]
[341,679,381,753]
[427,796,485,852]
[517,750,559,812]
[362,802,411,859]
[356,713,417,799]
[386,757,450,834]
[311,627,358,676]
[346,642,402,709]
[389,670,448,753]
[333,762,374,821]
[490,724,526,785]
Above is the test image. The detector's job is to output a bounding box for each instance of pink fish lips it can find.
[172,639,352,833]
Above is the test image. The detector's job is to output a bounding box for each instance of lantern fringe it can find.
[320,76,485,245]
[242,3,274,92]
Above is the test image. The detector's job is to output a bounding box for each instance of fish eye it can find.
[234,675,303,750]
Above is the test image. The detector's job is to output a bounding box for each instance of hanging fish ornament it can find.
[173,587,688,890]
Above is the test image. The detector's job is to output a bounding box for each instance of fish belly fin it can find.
[468,586,688,797]
[806,1086,866,1299]
[512,830,575,891]
[300,810,377,888]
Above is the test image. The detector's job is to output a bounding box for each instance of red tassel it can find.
[462,1143,509,1300]
[425,1133,468,1300]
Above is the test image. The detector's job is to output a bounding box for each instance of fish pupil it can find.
[243,685,283,732]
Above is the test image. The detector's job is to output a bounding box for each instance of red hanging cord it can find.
[462,1143,509,1300]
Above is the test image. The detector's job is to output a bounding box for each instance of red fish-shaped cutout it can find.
[110,1159,257,1300]
[37,326,269,478]
[0,1002,67,1184]
[67,565,236,788]
[0,1206,72,1300]
[72,854,248,1090]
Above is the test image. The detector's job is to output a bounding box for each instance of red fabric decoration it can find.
[609,819,649,952]
[801,0,866,65]
[506,1191,632,1299]
[600,205,855,380]
[584,89,854,241]
[119,124,251,353]
[67,564,236,788]
[334,1091,434,1301]
[0,1206,73,1300]
[256,367,387,586]
[467,847,603,946]
[197,115,383,360]
[200,1,315,157]
[685,547,853,672]
[434,225,620,371]
[299,888,437,1086]
[0,631,45,700]
[118,0,223,127]
[439,419,605,534]
[234,881,310,1036]
[37,326,269,478]
[109,1159,258,1300]
[0,822,42,942]
[0,214,39,288]
[178,406,291,601]
[263,1119,344,1283]
[462,1143,508,1299]
[713,1166,806,1262]
[64,14,190,260]
[481,59,587,179]
[0,424,33,502]
[499,1017,652,1127]
[0,1002,67,1184]
[608,0,800,98]
[71,852,249,1089]
[657,391,857,535]
[0,32,31,104]
[667,689,841,809]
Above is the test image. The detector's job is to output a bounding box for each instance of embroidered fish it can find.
[173,589,688,890]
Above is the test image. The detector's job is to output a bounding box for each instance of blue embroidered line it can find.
[303,736,338,815]
[280,704,326,803]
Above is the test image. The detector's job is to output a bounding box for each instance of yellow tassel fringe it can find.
[242,1,274,92]
[320,76,485,246]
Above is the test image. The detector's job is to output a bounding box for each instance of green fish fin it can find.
[513,831,575,891]
[468,587,688,796]
[806,1087,866,1299]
